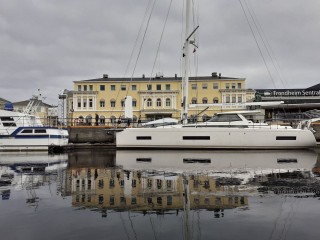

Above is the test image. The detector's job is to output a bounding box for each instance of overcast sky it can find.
[1,0,319,105]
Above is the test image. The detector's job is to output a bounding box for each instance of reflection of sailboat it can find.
[116,150,317,174]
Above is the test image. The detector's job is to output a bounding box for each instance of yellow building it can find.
[69,73,255,126]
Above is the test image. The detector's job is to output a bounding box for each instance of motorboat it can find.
[0,99,68,152]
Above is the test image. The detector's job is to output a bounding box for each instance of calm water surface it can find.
[1,149,320,240]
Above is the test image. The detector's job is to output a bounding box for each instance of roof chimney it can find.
[219,73,221,78]
[142,74,145,78]
[103,74,108,78]
[175,73,177,79]
[212,72,217,77]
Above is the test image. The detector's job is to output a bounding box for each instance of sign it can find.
[257,89,320,97]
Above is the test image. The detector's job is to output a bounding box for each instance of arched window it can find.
[110,99,116,108]
[147,98,152,107]
[99,115,105,125]
[202,97,208,104]
[86,114,92,125]
[110,116,116,124]
[156,98,162,107]
[166,98,171,107]
[133,115,137,122]
[202,114,210,122]
[213,97,219,103]
[99,99,105,108]
[191,97,197,104]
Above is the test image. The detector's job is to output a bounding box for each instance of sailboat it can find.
[116,0,317,149]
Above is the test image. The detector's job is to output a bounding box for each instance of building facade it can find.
[255,83,320,120]
[68,73,255,126]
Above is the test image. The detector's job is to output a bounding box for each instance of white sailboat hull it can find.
[116,127,316,149]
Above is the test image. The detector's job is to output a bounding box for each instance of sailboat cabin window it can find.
[207,114,242,122]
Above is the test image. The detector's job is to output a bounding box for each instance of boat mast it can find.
[181,0,191,125]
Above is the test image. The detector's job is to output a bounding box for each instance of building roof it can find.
[74,74,243,83]
[12,99,52,107]
[0,97,11,103]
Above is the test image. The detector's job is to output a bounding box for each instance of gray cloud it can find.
[0,0,319,104]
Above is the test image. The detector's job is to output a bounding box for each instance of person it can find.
[95,113,99,126]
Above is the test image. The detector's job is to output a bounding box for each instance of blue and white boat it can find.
[0,106,68,152]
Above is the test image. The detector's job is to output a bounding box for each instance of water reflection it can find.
[1,149,320,239]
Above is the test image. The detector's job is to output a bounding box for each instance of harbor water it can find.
[1,149,320,240]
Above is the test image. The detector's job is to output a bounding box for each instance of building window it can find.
[121,99,125,107]
[166,98,171,107]
[110,116,116,123]
[226,83,230,89]
[202,98,208,104]
[202,83,208,90]
[111,85,115,91]
[232,83,236,89]
[238,83,241,89]
[83,99,87,108]
[89,85,93,91]
[132,99,137,107]
[110,99,116,108]
[156,98,161,107]
[147,98,152,107]
[132,85,137,91]
[77,100,81,108]
[232,95,236,103]
[191,84,197,90]
[191,98,197,104]
[100,85,105,91]
[89,99,93,108]
[156,84,161,91]
[100,100,105,107]
[213,83,219,89]
[226,95,230,103]
[147,84,152,90]
[166,84,170,90]
[121,85,126,91]
[213,97,219,103]
[78,85,81,91]
[83,85,87,91]
[238,96,242,103]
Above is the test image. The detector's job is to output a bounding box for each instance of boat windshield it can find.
[207,114,243,122]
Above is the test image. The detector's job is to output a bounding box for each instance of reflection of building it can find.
[67,73,255,125]
[68,167,248,215]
